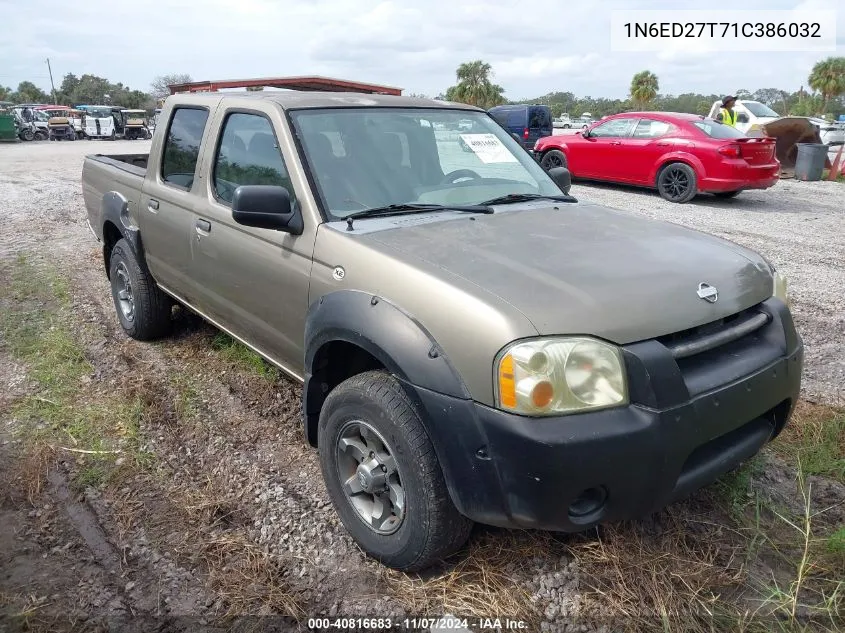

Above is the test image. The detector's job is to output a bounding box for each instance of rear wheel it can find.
[657,162,697,203]
[109,239,172,340]
[20,128,34,141]
[540,149,568,171]
[318,370,473,571]
[714,190,741,199]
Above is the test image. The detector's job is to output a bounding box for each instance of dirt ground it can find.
[1,140,843,633]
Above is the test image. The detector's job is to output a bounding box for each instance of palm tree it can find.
[808,57,845,115]
[446,60,506,109]
[630,71,659,109]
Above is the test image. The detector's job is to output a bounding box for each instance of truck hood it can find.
[361,203,774,344]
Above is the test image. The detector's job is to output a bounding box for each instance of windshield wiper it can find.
[479,193,577,206]
[343,203,493,230]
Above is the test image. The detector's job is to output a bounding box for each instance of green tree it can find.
[808,56,845,114]
[11,81,49,103]
[444,60,506,109]
[629,70,659,109]
[0,85,12,101]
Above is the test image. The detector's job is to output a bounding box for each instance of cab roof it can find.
[163,91,484,112]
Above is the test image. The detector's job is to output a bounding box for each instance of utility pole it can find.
[46,58,57,104]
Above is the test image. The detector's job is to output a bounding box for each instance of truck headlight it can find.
[495,337,628,416]
[773,270,789,305]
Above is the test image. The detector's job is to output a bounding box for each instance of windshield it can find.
[85,107,113,118]
[33,111,50,122]
[290,108,561,220]
[743,101,779,118]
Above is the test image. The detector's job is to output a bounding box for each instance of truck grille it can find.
[657,305,778,397]
[660,308,771,360]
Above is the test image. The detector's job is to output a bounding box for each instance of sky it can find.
[1,0,842,101]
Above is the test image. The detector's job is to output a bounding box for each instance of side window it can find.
[632,119,673,138]
[213,112,295,205]
[589,118,637,138]
[506,111,524,127]
[161,107,209,189]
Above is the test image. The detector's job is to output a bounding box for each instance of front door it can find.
[138,105,212,304]
[616,118,677,184]
[188,108,314,372]
[576,117,638,179]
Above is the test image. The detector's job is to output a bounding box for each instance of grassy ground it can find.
[1,254,842,632]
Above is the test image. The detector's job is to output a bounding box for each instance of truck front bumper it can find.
[407,298,803,531]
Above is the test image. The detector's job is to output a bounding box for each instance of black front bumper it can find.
[405,298,803,531]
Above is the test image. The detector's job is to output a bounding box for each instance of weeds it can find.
[211,332,278,380]
[773,402,845,484]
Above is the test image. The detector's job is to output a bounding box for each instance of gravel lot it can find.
[0,139,843,630]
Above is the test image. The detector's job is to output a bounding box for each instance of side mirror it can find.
[232,185,303,234]
[547,167,572,194]
[736,113,749,124]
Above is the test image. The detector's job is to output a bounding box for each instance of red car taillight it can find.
[718,143,742,158]
[523,127,530,139]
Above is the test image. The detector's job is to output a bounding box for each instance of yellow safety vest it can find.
[720,108,737,126]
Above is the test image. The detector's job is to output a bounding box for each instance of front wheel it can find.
[318,371,473,571]
[657,162,698,203]
[108,238,172,340]
[540,149,568,171]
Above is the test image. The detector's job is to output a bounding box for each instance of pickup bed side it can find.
[82,154,148,276]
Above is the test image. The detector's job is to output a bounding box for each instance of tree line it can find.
[0,73,193,111]
[440,56,845,119]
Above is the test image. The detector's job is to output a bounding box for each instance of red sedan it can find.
[534,112,779,203]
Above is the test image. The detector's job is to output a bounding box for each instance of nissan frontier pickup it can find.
[82,92,803,571]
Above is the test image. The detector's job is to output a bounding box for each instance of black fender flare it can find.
[303,290,471,445]
[101,191,146,277]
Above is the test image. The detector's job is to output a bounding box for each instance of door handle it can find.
[195,219,211,234]
[610,141,622,146]
[147,199,159,212]
[656,142,670,147]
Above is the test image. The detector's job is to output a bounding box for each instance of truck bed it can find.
[82,153,148,242]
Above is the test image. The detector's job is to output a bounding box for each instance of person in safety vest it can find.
[716,95,738,126]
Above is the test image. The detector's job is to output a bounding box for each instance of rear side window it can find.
[160,107,209,189]
[633,119,674,138]
[489,109,510,126]
[693,120,748,139]
[506,110,525,127]
[213,112,296,205]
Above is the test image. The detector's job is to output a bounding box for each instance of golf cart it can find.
[121,109,152,140]
[81,105,125,140]
[12,106,49,140]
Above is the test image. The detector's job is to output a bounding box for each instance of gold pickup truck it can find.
[81,92,803,571]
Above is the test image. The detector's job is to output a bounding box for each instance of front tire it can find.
[108,238,172,340]
[540,149,568,171]
[657,162,698,203]
[318,371,473,571]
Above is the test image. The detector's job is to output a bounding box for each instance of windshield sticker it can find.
[458,133,519,164]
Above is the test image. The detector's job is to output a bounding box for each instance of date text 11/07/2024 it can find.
[307,617,529,630]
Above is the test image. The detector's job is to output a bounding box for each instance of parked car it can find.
[535,112,780,202]
[488,104,553,150]
[553,114,572,129]
[82,92,801,571]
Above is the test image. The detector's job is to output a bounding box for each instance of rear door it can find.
[617,118,678,184]
[188,105,315,371]
[576,117,638,179]
[138,105,213,304]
